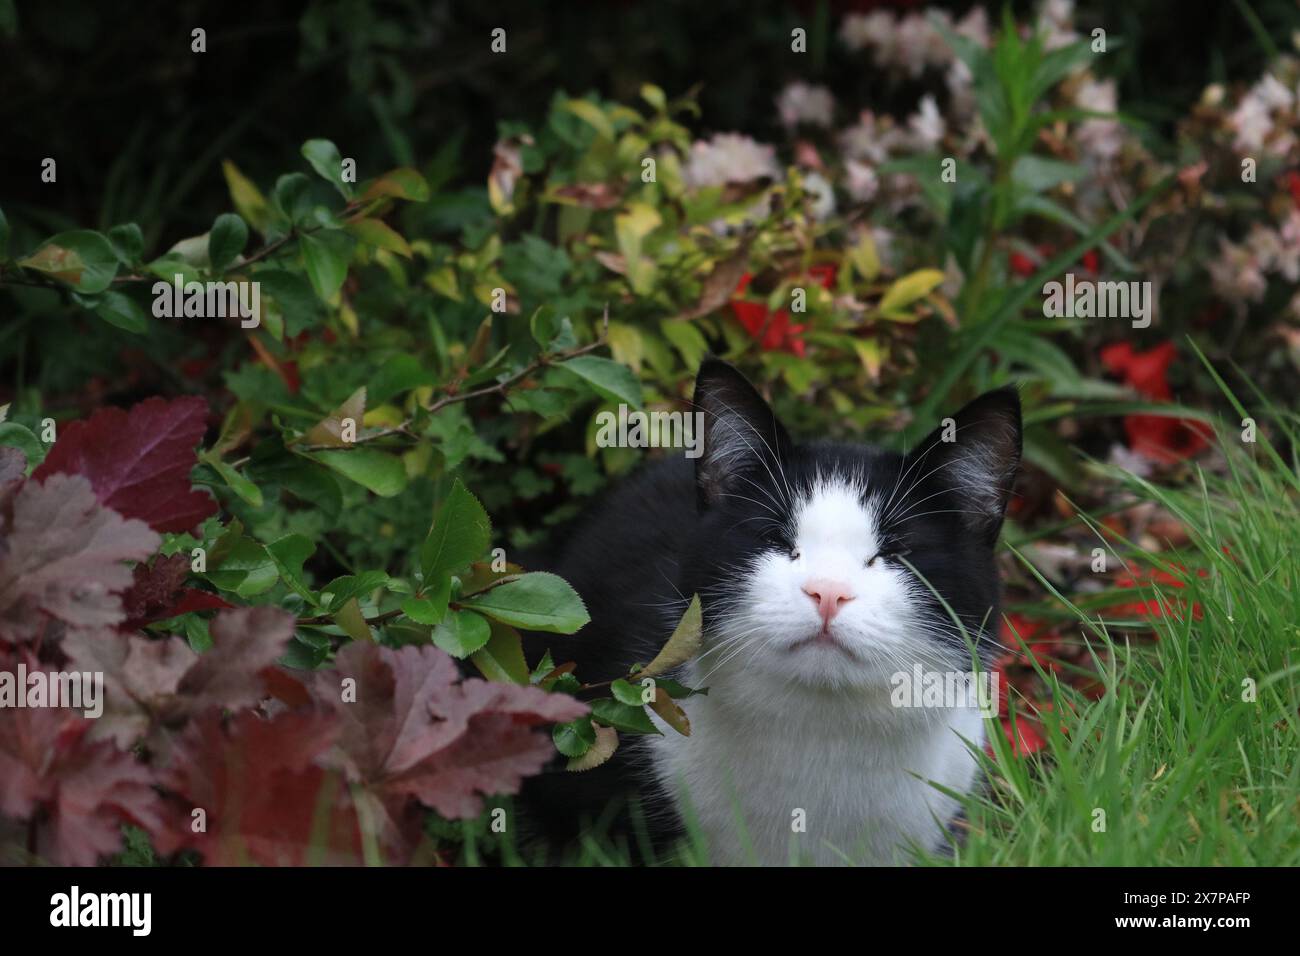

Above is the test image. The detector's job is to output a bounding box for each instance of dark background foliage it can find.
[0,0,1276,242]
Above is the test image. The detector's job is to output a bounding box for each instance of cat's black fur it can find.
[518,358,1021,852]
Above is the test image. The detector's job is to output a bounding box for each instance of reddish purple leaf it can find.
[314,642,587,824]
[0,473,159,644]
[0,651,163,865]
[119,553,232,631]
[156,708,364,866]
[32,395,217,534]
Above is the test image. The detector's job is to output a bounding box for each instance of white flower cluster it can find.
[776,81,835,129]
[839,8,989,78]
[1228,71,1300,156]
[682,133,781,189]
[1074,77,1123,163]
[1208,210,1300,309]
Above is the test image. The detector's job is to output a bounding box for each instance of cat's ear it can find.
[909,387,1022,545]
[692,357,792,509]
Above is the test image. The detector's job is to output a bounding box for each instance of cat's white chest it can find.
[645,667,984,866]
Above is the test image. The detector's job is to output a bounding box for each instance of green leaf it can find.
[590,698,660,735]
[471,620,531,684]
[369,354,435,404]
[346,217,410,257]
[281,635,330,670]
[333,597,373,643]
[209,213,249,272]
[432,609,492,658]
[557,355,643,408]
[320,570,392,611]
[106,223,143,265]
[92,290,148,334]
[206,455,264,507]
[878,268,946,317]
[266,533,317,602]
[562,99,615,139]
[401,596,447,626]
[1010,155,1086,194]
[610,678,648,706]
[614,203,660,294]
[553,715,597,757]
[222,160,271,234]
[300,230,354,303]
[420,478,491,582]
[639,594,703,677]
[207,537,278,597]
[566,723,618,771]
[459,571,590,634]
[301,138,353,198]
[0,206,8,258]
[18,230,119,293]
[310,448,408,497]
[255,268,322,334]
[361,168,430,202]
[400,576,451,625]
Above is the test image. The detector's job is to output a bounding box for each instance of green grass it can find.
[951,360,1300,865]
[927,373,1300,866]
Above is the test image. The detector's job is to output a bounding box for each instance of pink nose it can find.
[802,579,856,625]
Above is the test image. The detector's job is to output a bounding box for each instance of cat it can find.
[520,357,1021,866]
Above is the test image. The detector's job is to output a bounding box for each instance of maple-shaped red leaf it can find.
[0,652,163,866]
[118,553,232,631]
[60,629,198,749]
[61,606,295,749]
[175,606,296,713]
[0,473,159,644]
[156,708,365,866]
[314,642,587,824]
[32,395,217,533]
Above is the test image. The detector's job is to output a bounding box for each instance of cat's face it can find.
[681,359,1021,691]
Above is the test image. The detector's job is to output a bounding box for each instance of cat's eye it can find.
[865,548,910,568]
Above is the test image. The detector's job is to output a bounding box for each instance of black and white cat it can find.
[522,358,1021,865]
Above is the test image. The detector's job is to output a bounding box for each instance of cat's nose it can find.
[802,579,856,625]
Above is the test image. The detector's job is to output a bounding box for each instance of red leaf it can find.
[314,642,587,829]
[156,708,363,866]
[0,650,163,865]
[32,395,217,534]
[173,606,296,714]
[61,607,295,749]
[0,474,159,644]
[117,553,231,631]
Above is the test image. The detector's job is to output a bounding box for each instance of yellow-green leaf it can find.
[639,594,702,678]
[878,268,945,317]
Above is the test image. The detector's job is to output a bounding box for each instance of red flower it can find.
[806,264,838,290]
[1286,170,1300,207]
[1106,561,1205,621]
[1010,244,1100,279]
[1099,341,1210,462]
[1009,252,1035,277]
[994,713,1047,757]
[730,273,808,356]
